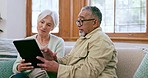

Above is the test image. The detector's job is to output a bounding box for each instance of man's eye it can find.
[77,20,81,22]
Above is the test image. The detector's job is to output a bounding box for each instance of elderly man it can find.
[37,6,118,78]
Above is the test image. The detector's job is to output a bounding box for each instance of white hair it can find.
[37,10,59,29]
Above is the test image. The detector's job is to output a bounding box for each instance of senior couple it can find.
[10,6,118,78]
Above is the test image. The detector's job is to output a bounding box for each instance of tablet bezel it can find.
[13,39,43,68]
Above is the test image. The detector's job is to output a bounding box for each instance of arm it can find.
[58,40,116,78]
[48,35,65,58]
[13,53,22,73]
[37,39,117,78]
[55,38,65,58]
[13,53,34,73]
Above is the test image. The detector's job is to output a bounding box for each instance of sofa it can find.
[0,38,147,78]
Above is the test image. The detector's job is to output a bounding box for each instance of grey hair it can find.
[37,10,59,29]
[81,6,102,24]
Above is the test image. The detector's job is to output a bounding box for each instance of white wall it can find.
[0,0,26,39]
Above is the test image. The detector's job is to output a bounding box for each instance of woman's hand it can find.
[17,59,34,72]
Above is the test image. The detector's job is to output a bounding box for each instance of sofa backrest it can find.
[116,48,145,78]
[64,46,145,78]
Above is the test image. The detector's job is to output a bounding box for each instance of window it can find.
[26,0,148,43]
[32,0,59,33]
[89,0,148,41]
[26,0,87,41]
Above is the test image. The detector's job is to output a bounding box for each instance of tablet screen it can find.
[13,39,43,68]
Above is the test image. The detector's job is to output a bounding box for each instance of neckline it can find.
[35,34,50,49]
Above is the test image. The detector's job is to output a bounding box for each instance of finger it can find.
[53,52,57,56]
[41,68,47,70]
[20,59,25,63]
[22,66,34,69]
[40,47,47,51]
[41,48,48,52]
[20,63,32,67]
[36,56,47,63]
[24,63,32,66]
[18,63,33,72]
[37,63,47,68]
[45,48,53,54]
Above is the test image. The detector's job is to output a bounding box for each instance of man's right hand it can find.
[41,48,57,61]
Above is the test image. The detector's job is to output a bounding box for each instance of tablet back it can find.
[13,39,43,68]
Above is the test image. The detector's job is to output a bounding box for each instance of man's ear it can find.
[93,20,96,25]
[93,19,100,28]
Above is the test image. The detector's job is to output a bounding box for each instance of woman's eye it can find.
[47,24,51,27]
[40,21,44,24]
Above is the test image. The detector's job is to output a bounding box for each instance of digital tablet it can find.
[13,39,43,68]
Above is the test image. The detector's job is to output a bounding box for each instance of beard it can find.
[79,30,85,37]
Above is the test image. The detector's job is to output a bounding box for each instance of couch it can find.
[0,39,147,78]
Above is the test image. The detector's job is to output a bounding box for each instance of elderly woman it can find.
[10,10,65,78]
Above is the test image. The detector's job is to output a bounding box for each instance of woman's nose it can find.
[42,24,46,29]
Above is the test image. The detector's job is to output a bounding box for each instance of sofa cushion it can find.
[116,48,145,78]
[133,51,148,78]
[0,59,15,78]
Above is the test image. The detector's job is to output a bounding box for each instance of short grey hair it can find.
[37,10,59,29]
[81,6,102,24]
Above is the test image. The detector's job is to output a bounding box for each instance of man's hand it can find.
[36,56,59,73]
[41,48,57,61]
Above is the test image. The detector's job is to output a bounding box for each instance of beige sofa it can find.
[0,38,147,78]
[64,42,146,78]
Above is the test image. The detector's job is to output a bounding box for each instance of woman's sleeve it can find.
[12,53,22,73]
[55,38,65,58]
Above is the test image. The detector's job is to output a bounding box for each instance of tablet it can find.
[13,39,43,68]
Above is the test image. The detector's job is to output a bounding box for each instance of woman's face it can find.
[37,15,54,36]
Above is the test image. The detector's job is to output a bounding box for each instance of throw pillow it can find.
[133,52,148,78]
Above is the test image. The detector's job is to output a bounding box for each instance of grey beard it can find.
[79,30,85,37]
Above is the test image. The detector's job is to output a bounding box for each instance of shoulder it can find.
[25,34,37,39]
[50,34,64,42]
[90,29,113,44]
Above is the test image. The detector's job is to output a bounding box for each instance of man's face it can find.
[77,10,95,37]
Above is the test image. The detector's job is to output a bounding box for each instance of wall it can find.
[0,0,26,39]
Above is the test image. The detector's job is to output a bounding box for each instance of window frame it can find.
[26,0,148,43]
[88,0,148,43]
